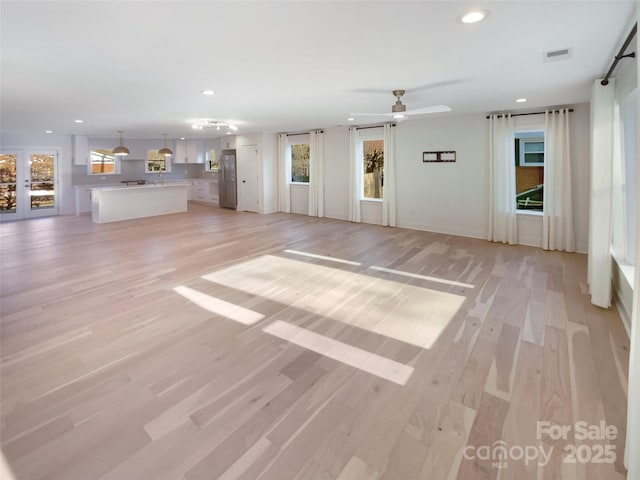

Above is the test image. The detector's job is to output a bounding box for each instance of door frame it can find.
[0,148,60,221]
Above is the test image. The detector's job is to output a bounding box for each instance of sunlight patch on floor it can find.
[368,265,475,289]
[173,285,265,325]
[284,249,362,266]
[263,320,414,385]
[203,255,465,349]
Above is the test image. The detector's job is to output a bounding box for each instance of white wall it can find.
[323,127,350,220]
[395,114,489,238]
[261,133,279,214]
[319,106,591,252]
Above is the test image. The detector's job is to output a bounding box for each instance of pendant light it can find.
[113,130,130,156]
[158,133,173,156]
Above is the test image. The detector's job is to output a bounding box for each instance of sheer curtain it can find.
[278,133,291,213]
[488,114,517,244]
[308,130,324,217]
[542,109,575,251]
[382,123,396,227]
[588,79,615,308]
[348,127,361,223]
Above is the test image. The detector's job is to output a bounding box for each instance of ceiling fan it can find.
[350,90,451,119]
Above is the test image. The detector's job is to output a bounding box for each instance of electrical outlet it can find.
[184,169,187,175]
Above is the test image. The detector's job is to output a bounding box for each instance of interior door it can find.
[239,145,260,213]
[0,149,58,221]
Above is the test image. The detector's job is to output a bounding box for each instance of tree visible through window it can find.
[363,139,384,199]
[291,144,310,183]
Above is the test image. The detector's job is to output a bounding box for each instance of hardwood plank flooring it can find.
[0,205,630,479]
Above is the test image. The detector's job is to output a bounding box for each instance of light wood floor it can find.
[0,204,630,480]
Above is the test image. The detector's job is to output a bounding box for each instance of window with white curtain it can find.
[515,129,545,212]
[358,128,384,200]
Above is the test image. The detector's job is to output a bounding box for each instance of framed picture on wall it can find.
[423,151,456,162]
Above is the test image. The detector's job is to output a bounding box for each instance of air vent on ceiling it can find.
[543,47,573,62]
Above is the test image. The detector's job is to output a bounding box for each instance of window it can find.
[90,149,119,175]
[519,138,544,166]
[612,88,637,266]
[515,130,544,211]
[291,143,310,183]
[146,150,171,173]
[205,149,218,171]
[362,138,384,199]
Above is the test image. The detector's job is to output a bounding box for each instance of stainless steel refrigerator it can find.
[219,149,237,209]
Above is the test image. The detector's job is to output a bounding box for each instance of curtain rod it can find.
[485,109,574,119]
[354,124,396,130]
[286,130,323,136]
[601,22,637,86]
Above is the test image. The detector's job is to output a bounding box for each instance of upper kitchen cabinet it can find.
[72,135,89,165]
[174,139,204,164]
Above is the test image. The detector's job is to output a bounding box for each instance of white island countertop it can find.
[91,183,189,223]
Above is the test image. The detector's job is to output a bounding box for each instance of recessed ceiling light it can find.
[226,131,232,135]
[180,137,185,140]
[45,130,53,133]
[516,98,527,103]
[347,117,355,121]
[459,9,489,24]
[74,119,83,123]
[201,89,215,96]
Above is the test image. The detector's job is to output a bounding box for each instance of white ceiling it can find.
[0,1,636,140]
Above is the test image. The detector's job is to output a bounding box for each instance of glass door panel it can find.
[28,153,56,214]
[0,149,58,221]
[0,153,18,214]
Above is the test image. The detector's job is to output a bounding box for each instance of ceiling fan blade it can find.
[404,105,452,115]
[409,79,466,92]
[349,112,392,117]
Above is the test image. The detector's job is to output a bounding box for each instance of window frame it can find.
[88,149,120,175]
[358,128,384,201]
[288,134,310,185]
[145,149,172,174]
[514,128,545,214]
[518,137,545,167]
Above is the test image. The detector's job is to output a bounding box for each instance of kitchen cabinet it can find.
[74,185,93,214]
[190,178,219,205]
[174,139,204,164]
[72,135,89,165]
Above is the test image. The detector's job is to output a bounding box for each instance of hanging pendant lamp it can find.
[158,133,173,156]
[113,130,130,156]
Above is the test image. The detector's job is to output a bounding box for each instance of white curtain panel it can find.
[277,133,291,213]
[542,109,576,252]
[382,123,397,227]
[308,130,324,217]
[588,79,615,308]
[348,127,361,223]
[488,114,517,244]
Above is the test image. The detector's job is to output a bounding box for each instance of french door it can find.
[0,149,59,221]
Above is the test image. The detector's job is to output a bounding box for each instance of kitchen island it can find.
[91,183,189,223]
